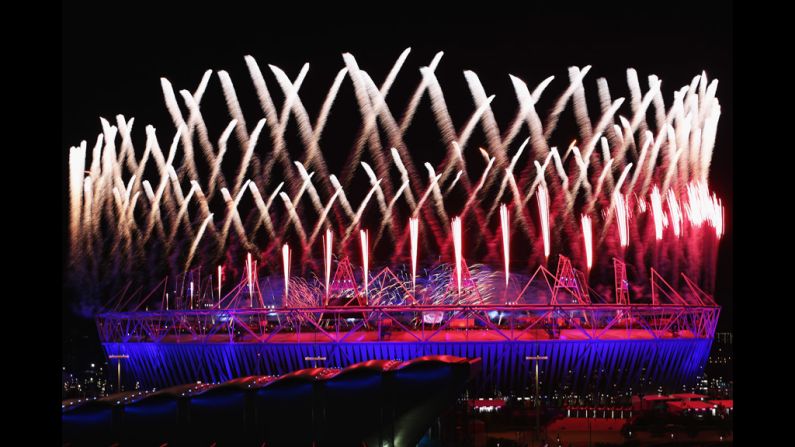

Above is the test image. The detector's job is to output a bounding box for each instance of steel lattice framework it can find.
[98,256,719,394]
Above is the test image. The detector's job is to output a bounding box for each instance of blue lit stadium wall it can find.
[103,338,713,394]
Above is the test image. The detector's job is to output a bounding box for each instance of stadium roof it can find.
[63,355,481,447]
[670,393,708,400]
[666,400,714,411]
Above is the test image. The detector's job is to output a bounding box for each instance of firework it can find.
[282,244,290,300]
[500,204,510,287]
[615,192,629,248]
[581,214,593,272]
[360,229,369,300]
[452,217,463,295]
[323,229,332,300]
[66,51,726,312]
[537,185,550,260]
[409,217,419,295]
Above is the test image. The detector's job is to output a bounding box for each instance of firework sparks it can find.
[323,229,332,301]
[247,252,254,307]
[581,214,593,271]
[650,186,666,241]
[684,181,725,238]
[537,185,551,260]
[615,192,629,248]
[282,244,290,301]
[667,189,682,237]
[217,265,222,303]
[360,229,369,300]
[500,204,510,287]
[452,216,463,295]
[409,217,419,295]
[66,52,727,308]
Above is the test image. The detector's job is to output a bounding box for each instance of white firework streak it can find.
[372,180,410,248]
[65,54,726,299]
[343,179,383,242]
[463,71,505,172]
[231,119,266,198]
[247,182,279,240]
[307,190,342,248]
[82,176,94,255]
[140,125,181,244]
[167,182,197,247]
[390,148,418,209]
[179,70,215,160]
[500,204,510,287]
[207,120,237,198]
[217,70,250,148]
[166,166,196,241]
[68,142,87,256]
[521,154,554,207]
[313,67,349,141]
[279,192,308,249]
[507,75,554,160]
[293,161,326,216]
[185,213,214,271]
[340,52,406,192]
[443,171,463,196]
[599,164,634,244]
[243,56,295,194]
[188,181,220,245]
[450,94,496,175]
[358,69,420,182]
[219,181,253,249]
[544,65,592,139]
[348,49,415,179]
[505,170,532,238]
[360,161,392,234]
[419,67,457,173]
[424,163,450,233]
[485,138,529,222]
[537,185,551,260]
[115,116,137,174]
[178,89,223,190]
[412,173,444,218]
[569,66,594,141]
[269,64,336,197]
[329,175,356,220]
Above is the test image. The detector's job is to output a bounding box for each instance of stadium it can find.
[68,50,724,397]
[97,251,719,394]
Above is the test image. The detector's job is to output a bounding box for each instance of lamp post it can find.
[526,356,549,446]
[305,356,327,368]
[108,354,129,393]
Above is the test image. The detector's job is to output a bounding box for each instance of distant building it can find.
[708,399,733,415]
[701,332,733,397]
[62,363,108,399]
[666,400,714,415]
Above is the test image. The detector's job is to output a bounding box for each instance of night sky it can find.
[62,2,733,367]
